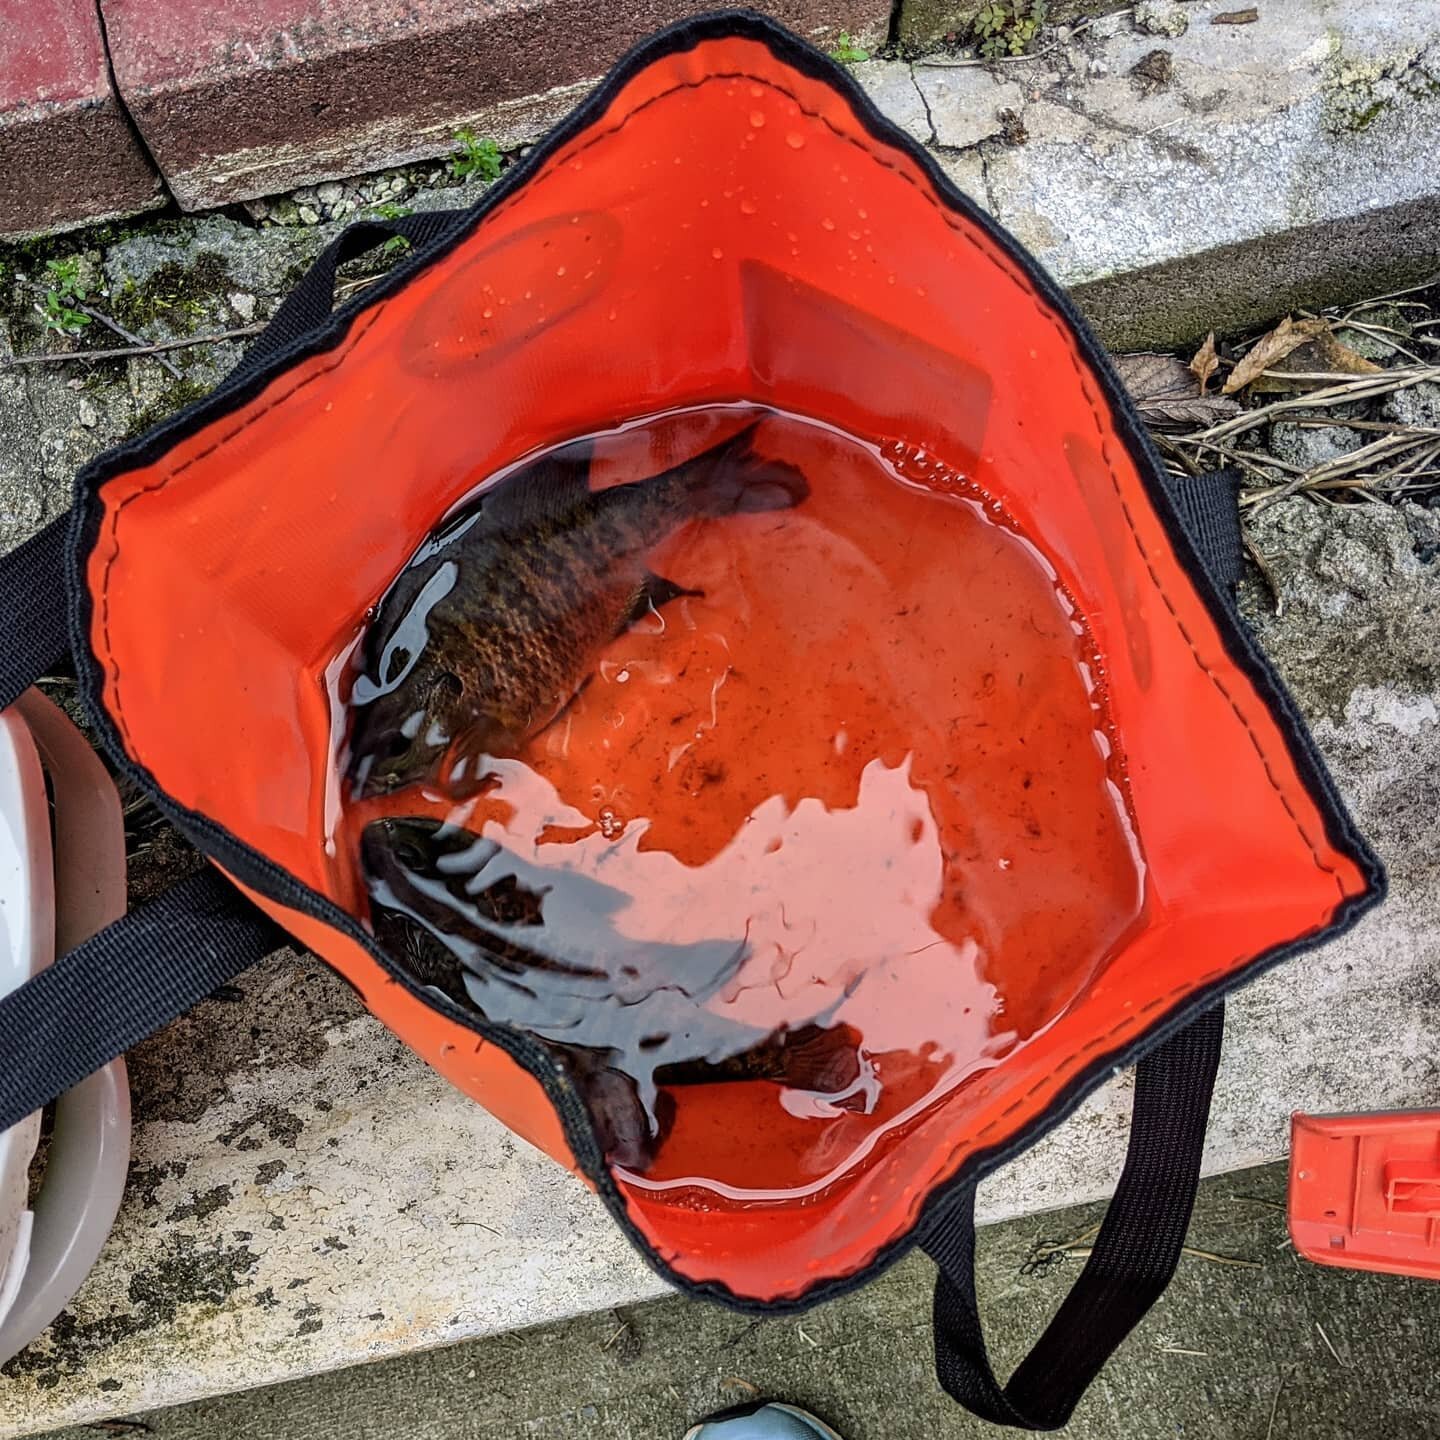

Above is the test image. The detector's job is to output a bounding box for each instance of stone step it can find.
[856,0,1440,348]
[0,0,164,237]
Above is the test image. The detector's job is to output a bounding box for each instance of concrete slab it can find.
[33,1161,1440,1440]
[900,0,1440,347]
[100,0,891,209]
[0,0,163,239]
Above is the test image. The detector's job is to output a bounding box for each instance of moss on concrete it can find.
[1322,29,1440,137]
[896,0,1123,50]
[1,1239,259,1391]
[109,251,234,336]
[123,376,210,439]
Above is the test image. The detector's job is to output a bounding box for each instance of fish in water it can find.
[362,816,864,1170]
[347,419,808,797]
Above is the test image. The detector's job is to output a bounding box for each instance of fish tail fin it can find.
[681,420,810,518]
[776,1022,863,1094]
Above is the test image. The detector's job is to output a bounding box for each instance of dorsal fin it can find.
[479,437,596,531]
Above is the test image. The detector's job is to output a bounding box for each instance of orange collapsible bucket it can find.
[0,12,1383,1428]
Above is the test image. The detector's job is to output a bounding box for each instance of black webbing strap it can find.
[229,209,465,384]
[0,513,71,712]
[1165,466,1245,593]
[0,868,284,1133]
[923,1003,1225,1429]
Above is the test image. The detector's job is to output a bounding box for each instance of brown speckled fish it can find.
[361,816,864,1171]
[347,420,807,797]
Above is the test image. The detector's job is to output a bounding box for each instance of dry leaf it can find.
[1221,317,1328,394]
[1247,328,1385,392]
[1114,350,1193,399]
[1113,350,1243,429]
[1137,392,1244,428]
[1212,7,1259,23]
[1189,332,1219,394]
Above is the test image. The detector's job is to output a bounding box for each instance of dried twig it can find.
[1224,1193,1288,1214]
[79,303,182,379]
[2,324,265,371]
[1315,1320,1346,1366]
[1028,1224,1260,1270]
[1347,273,1440,306]
[1177,367,1440,446]
[1243,536,1283,615]
[1265,1367,1294,1440]
[1333,320,1426,365]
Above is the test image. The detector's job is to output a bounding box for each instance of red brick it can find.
[0,0,162,238]
[101,0,892,209]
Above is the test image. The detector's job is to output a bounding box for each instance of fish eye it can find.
[383,733,412,759]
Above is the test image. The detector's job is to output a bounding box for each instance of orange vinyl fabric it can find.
[81,23,1373,1301]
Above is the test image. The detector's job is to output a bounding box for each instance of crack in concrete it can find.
[92,0,176,210]
[1048,91,1213,167]
[976,145,999,215]
[886,0,906,49]
[908,63,939,146]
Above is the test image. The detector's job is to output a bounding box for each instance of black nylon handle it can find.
[231,209,466,383]
[0,513,71,712]
[923,1003,1225,1430]
[0,867,284,1133]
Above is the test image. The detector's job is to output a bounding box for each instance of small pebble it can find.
[1269,421,1362,470]
[298,205,320,226]
[316,181,343,206]
[1382,382,1440,430]
[228,291,257,323]
[77,399,99,429]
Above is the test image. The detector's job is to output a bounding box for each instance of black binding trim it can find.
[59,8,1385,1314]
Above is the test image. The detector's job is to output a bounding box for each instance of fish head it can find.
[359,815,446,890]
[346,662,468,797]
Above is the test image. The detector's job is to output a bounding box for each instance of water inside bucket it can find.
[329,403,1146,1198]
